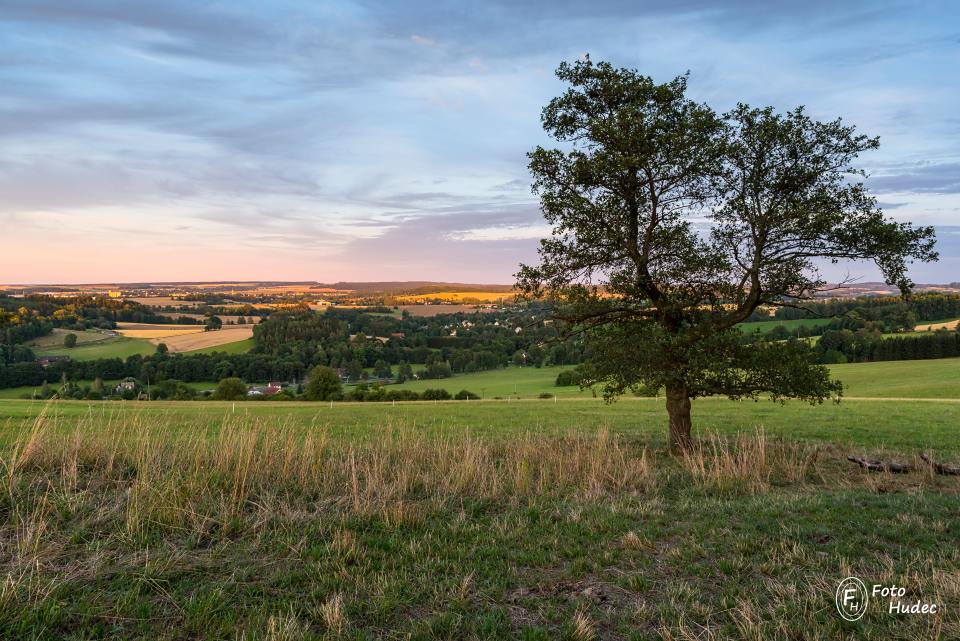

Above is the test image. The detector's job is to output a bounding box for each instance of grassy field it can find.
[26,328,115,349]
[32,335,155,361]
[380,358,960,400]
[738,317,834,333]
[0,396,957,639]
[1,358,958,638]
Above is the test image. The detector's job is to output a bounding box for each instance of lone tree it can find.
[516,59,936,453]
[63,333,78,348]
[305,365,343,401]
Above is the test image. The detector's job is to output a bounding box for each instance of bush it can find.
[385,389,420,402]
[305,366,343,401]
[421,388,452,401]
[454,389,479,400]
[212,377,247,400]
[63,333,78,348]
[538,392,554,399]
[555,370,582,386]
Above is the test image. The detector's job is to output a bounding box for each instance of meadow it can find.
[388,357,960,400]
[31,335,155,361]
[737,317,834,333]
[1,358,958,639]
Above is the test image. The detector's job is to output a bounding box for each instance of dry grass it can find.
[0,414,654,551]
[154,325,254,352]
[679,429,822,493]
[1,408,958,639]
[915,319,960,331]
[115,322,204,339]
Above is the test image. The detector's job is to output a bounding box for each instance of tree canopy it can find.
[517,59,937,452]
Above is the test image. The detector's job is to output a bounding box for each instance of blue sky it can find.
[1,0,958,283]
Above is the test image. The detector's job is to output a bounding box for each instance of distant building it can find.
[115,377,138,394]
[265,382,284,396]
[38,355,71,368]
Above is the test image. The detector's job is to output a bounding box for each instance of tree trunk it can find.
[665,383,693,454]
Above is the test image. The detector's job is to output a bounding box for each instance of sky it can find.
[0,0,958,285]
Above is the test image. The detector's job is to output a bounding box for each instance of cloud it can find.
[870,162,960,194]
[1,0,958,282]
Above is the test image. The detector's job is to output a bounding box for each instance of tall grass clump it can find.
[0,410,653,551]
[678,429,822,494]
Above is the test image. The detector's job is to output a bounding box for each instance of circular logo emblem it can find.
[836,577,869,621]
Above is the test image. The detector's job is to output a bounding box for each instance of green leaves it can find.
[517,58,937,414]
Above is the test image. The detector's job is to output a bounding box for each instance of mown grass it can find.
[186,337,256,355]
[33,335,155,361]
[738,317,834,333]
[0,406,957,640]
[384,357,960,400]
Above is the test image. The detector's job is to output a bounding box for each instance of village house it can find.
[38,355,71,368]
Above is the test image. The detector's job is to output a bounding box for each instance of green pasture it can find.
[1,391,957,453]
[33,335,155,361]
[738,317,834,333]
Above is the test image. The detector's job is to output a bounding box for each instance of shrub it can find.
[63,333,78,348]
[420,388,452,401]
[555,370,581,386]
[305,366,343,401]
[212,377,247,400]
[454,389,479,400]
[538,392,554,399]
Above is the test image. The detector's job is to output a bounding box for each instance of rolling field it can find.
[738,317,834,333]
[187,337,256,355]
[115,322,255,353]
[155,325,255,352]
[1,359,958,639]
[383,358,960,400]
[26,327,115,349]
[115,322,206,339]
[396,290,515,303]
[31,335,155,361]
[0,392,957,639]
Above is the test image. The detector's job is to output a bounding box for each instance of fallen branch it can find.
[847,456,912,474]
[920,454,960,476]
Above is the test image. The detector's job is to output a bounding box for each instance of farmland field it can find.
[115,322,206,339]
[1,359,958,641]
[0,390,957,640]
[152,325,254,352]
[738,317,834,333]
[383,357,960,400]
[31,335,155,361]
[396,290,515,303]
[26,327,115,349]
[916,318,960,331]
[115,322,255,352]
[396,304,498,317]
[186,336,256,355]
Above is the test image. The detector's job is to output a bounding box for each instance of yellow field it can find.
[396,291,515,303]
[114,322,254,352]
[115,323,204,339]
[129,297,203,307]
[915,319,960,331]
[158,325,254,352]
